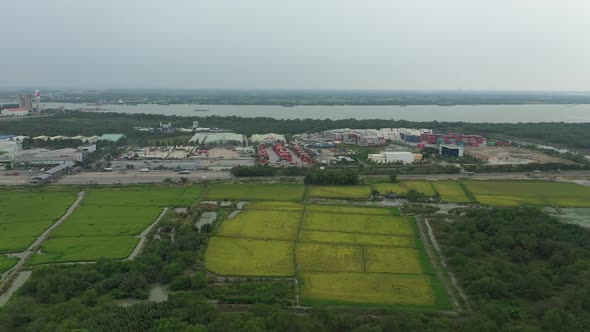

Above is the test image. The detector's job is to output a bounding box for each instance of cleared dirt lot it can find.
[465,146,574,165]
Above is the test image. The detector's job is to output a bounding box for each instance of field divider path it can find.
[361,246,367,272]
[457,181,478,204]
[292,186,311,306]
[420,217,469,310]
[0,191,86,298]
[126,207,169,261]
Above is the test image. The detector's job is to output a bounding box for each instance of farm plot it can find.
[301,213,415,236]
[0,255,19,273]
[309,186,371,199]
[298,231,416,247]
[307,204,399,216]
[464,181,590,207]
[206,183,304,201]
[374,181,436,196]
[31,186,202,264]
[244,201,303,211]
[296,243,364,273]
[82,185,205,207]
[432,181,471,203]
[205,237,294,276]
[0,191,77,252]
[218,210,301,241]
[364,247,426,274]
[29,236,139,265]
[204,200,449,308]
[300,272,437,307]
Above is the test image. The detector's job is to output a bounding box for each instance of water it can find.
[44,103,590,123]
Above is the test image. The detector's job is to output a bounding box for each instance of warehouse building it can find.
[250,133,286,144]
[11,148,83,165]
[0,140,23,159]
[440,145,464,158]
[0,108,29,117]
[30,162,74,184]
[189,132,244,145]
[368,151,422,164]
[98,134,126,142]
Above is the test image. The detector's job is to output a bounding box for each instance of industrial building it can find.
[10,148,83,165]
[0,140,22,159]
[439,145,464,158]
[250,133,286,144]
[422,133,484,146]
[98,134,126,142]
[322,128,432,145]
[18,95,33,111]
[79,144,97,154]
[30,163,74,184]
[368,151,422,164]
[189,132,244,145]
[0,108,29,117]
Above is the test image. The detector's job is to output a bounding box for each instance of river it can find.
[44,103,590,123]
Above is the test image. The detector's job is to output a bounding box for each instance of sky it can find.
[1,0,589,91]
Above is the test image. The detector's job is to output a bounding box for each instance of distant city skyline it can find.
[1,1,589,91]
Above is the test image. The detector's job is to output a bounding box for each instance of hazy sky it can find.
[1,0,589,90]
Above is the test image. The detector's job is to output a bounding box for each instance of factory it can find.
[0,108,30,117]
[250,133,286,144]
[189,132,245,145]
[321,128,432,146]
[31,135,101,143]
[98,134,126,142]
[9,148,83,166]
[30,163,74,185]
[368,151,422,164]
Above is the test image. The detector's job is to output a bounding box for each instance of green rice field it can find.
[0,191,77,252]
[373,181,436,196]
[309,185,371,199]
[432,181,471,203]
[206,183,304,201]
[464,180,590,207]
[31,186,203,264]
[0,255,19,273]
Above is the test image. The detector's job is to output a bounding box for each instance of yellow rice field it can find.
[296,243,364,273]
[205,237,294,276]
[364,247,424,274]
[218,210,301,241]
[300,272,436,306]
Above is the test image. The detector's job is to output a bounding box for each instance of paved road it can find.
[126,208,169,261]
[2,169,590,186]
[57,170,234,185]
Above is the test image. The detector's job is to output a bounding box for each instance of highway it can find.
[1,169,590,186]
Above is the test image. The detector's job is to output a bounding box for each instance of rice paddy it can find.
[205,237,295,277]
[463,180,590,207]
[432,181,471,203]
[373,181,436,196]
[206,183,304,201]
[0,255,19,273]
[205,198,448,308]
[0,191,77,252]
[30,186,204,264]
[309,185,372,199]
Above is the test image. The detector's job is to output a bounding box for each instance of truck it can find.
[139,168,150,172]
